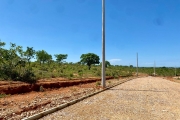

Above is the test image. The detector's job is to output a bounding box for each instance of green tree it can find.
[105,61,111,68]
[129,65,133,68]
[1,43,26,80]
[47,54,52,66]
[0,40,6,64]
[80,53,100,70]
[24,47,36,66]
[54,54,68,64]
[36,50,51,65]
[100,61,111,68]
[6,43,22,69]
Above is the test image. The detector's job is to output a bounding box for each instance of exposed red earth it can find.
[0,77,114,95]
[0,76,134,120]
[2,73,176,120]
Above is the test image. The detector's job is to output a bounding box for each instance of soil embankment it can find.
[0,77,114,95]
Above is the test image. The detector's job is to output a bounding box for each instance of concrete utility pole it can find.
[101,0,106,88]
[136,53,138,76]
[154,61,156,76]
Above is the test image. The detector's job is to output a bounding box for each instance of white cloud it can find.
[108,59,122,65]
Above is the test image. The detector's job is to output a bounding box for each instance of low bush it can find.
[96,81,101,86]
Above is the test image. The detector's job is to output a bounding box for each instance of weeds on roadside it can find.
[96,81,101,86]
[39,85,45,92]
[0,94,10,98]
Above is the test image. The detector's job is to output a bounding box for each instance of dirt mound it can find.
[0,77,114,95]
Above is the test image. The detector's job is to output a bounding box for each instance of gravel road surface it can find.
[40,77,180,120]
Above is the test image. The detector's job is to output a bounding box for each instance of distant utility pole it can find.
[154,61,156,76]
[175,66,176,77]
[101,0,106,88]
[136,53,138,76]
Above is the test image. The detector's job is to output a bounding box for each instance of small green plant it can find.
[39,85,44,92]
[0,94,10,98]
[78,70,83,77]
[96,81,101,86]
[106,72,111,76]
[92,67,97,71]
[35,74,41,80]
[69,73,73,77]
[66,73,74,80]
[51,74,56,78]
[96,70,101,76]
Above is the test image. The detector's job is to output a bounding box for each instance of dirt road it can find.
[40,77,180,120]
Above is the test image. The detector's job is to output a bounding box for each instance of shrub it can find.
[96,81,101,86]
[35,75,41,80]
[20,69,36,83]
[111,71,119,79]
[92,67,97,71]
[0,94,10,98]
[78,70,83,77]
[51,74,56,78]
[39,85,44,92]
[0,94,6,98]
[69,73,73,77]
[106,72,111,76]
[96,70,101,76]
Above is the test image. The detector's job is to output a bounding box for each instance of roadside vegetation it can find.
[138,67,180,77]
[0,40,179,83]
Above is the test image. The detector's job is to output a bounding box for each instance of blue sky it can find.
[0,0,180,67]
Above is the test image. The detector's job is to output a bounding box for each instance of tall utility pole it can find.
[136,53,138,76]
[101,0,106,88]
[154,61,156,76]
[175,66,176,77]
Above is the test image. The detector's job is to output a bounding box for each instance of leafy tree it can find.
[36,50,51,65]
[54,54,68,64]
[0,39,6,52]
[47,54,52,65]
[129,65,133,68]
[0,40,6,64]
[6,43,22,69]
[100,61,111,68]
[0,42,36,82]
[105,61,111,68]
[80,53,100,70]
[24,47,36,66]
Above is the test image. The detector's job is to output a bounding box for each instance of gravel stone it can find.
[40,77,180,120]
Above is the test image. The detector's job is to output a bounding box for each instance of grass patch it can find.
[96,81,101,86]
[0,94,10,98]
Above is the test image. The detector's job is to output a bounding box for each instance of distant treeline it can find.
[0,40,179,83]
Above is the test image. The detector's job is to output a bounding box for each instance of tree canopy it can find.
[80,53,100,70]
[100,61,111,68]
[24,47,36,66]
[54,54,68,64]
[36,50,52,65]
